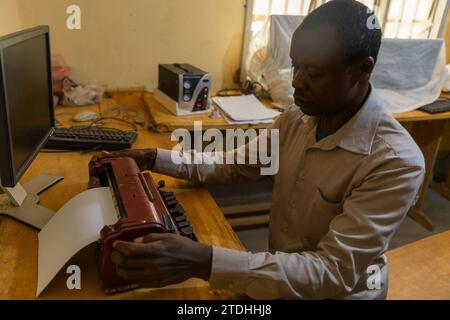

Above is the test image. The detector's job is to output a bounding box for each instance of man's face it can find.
[290,24,359,117]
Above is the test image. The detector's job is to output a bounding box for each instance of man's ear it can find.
[350,56,375,84]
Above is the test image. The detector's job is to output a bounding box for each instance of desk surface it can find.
[143,92,279,133]
[144,91,450,133]
[0,91,245,299]
[386,230,450,300]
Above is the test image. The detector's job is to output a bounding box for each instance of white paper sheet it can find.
[212,95,280,121]
[37,187,117,297]
[213,103,274,125]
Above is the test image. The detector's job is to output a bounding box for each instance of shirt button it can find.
[290,203,296,209]
[282,228,288,233]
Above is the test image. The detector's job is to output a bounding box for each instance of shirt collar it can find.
[301,86,384,155]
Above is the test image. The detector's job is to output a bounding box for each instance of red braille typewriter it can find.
[88,157,196,294]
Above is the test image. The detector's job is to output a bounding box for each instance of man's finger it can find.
[113,241,156,257]
[111,251,126,266]
[111,251,157,269]
[135,232,173,243]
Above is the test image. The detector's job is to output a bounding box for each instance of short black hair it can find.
[297,0,382,64]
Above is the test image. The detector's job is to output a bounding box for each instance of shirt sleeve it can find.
[208,159,425,299]
[152,113,284,185]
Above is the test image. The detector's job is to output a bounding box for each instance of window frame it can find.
[240,0,449,83]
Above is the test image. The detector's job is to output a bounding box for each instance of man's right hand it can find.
[90,148,158,171]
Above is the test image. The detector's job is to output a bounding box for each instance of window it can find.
[241,0,449,80]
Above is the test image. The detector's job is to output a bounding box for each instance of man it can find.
[97,0,425,299]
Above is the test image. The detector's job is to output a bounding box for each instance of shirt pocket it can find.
[304,186,342,248]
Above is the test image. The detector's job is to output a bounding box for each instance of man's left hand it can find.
[111,233,213,288]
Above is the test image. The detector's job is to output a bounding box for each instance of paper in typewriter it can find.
[37,187,117,297]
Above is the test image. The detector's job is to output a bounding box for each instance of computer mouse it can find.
[73,111,100,122]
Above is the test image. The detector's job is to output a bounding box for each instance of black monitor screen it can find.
[0,27,54,187]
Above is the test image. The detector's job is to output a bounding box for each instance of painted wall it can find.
[4,1,448,89]
[11,0,246,92]
[0,0,22,36]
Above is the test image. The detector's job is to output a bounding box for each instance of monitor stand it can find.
[0,174,64,230]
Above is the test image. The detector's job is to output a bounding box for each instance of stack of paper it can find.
[212,95,281,124]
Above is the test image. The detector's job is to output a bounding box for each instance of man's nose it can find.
[292,69,306,89]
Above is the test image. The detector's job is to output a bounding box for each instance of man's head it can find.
[290,0,382,117]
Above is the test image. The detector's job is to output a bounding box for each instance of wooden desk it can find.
[386,230,450,300]
[143,92,274,133]
[0,91,245,299]
[144,91,450,231]
[394,93,450,230]
[398,120,446,230]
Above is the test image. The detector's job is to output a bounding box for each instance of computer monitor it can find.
[0,26,63,229]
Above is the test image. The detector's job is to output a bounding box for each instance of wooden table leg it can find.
[404,120,446,231]
[431,152,450,200]
[433,179,450,200]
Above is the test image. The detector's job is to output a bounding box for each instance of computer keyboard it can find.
[45,127,138,151]
[419,99,450,114]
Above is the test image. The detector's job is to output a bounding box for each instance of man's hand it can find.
[90,148,158,171]
[111,233,213,288]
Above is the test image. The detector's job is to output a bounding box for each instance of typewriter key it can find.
[166,200,178,207]
[169,204,185,217]
[174,215,187,223]
[180,226,194,239]
[163,195,176,202]
[160,191,174,197]
[177,221,190,229]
